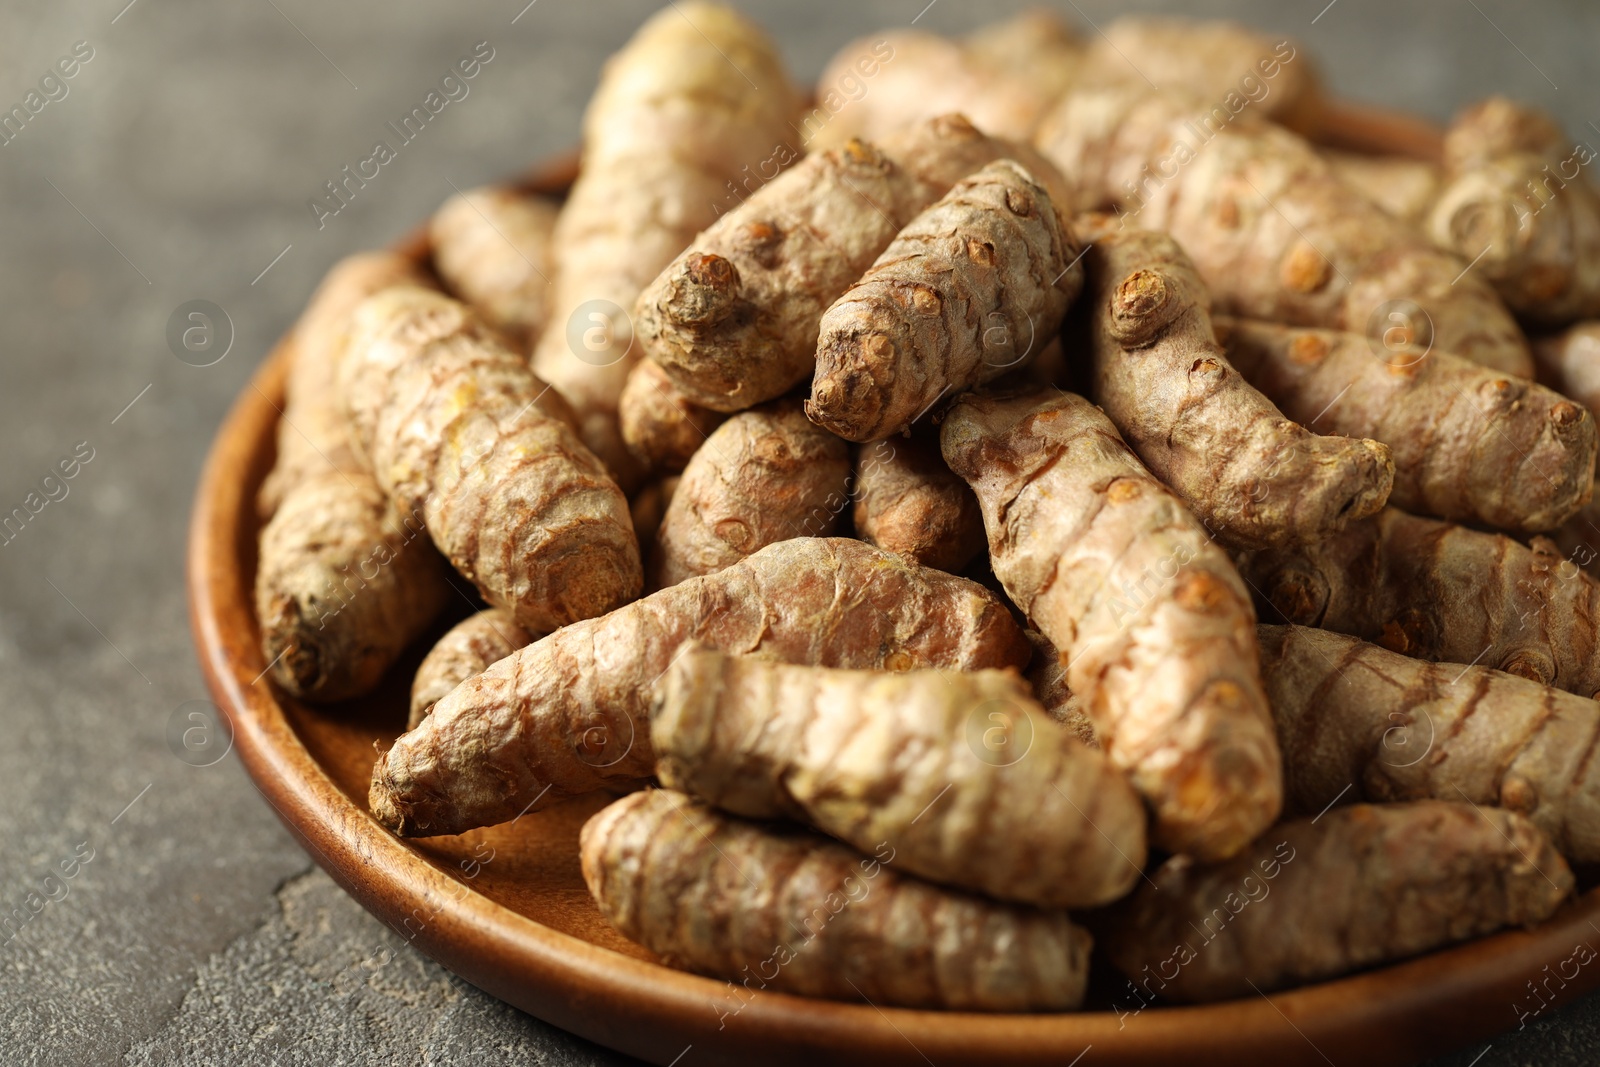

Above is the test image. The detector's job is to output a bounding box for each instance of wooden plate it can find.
[187,103,1599,1067]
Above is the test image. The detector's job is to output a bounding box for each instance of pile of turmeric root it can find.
[254,4,1600,1014]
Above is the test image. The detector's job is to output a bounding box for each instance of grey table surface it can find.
[2,1,1597,1064]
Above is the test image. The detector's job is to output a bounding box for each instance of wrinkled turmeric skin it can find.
[851,435,985,573]
[1219,317,1595,533]
[429,185,558,346]
[1083,226,1395,551]
[808,159,1082,442]
[637,115,1073,412]
[1430,97,1600,325]
[341,287,641,633]
[1238,506,1600,698]
[1101,801,1572,1002]
[582,789,1095,1010]
[408,608,535,730]
[651,649,1146,907]
[255,252,452,702]
[618,358,727,476]
[1037,86,1534,377]
[370,538,1030,837]
[651,399,850,588]
[530,2,799,485]
[944,387,1281,860]
[1261,624,1600,862]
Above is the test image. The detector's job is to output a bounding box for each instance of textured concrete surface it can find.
[0,1,1596,1064]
